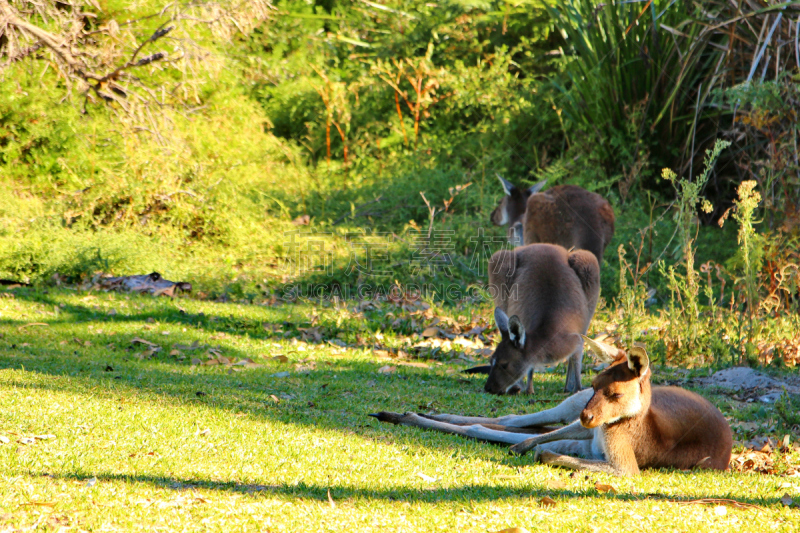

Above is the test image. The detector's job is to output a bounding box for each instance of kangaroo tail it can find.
[463,365,491,375]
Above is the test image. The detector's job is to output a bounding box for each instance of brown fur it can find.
[581,352,732,475]
[485,244,600,394]
[523,185,615,263]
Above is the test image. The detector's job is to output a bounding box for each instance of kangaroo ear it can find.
[627,346,650,378]
[508,315,526,348]
[527,179,547,195]
[580,334,618,363]
[496,173,515,196]
[494,307,510,335]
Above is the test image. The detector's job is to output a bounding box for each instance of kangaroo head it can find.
[579,337,650,429]
[490,175,546,228]
[484,308,530,394]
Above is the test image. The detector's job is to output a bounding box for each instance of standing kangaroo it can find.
[490,176,546,247]
[371,338,732,476]
[490,175,615,263]
[483,243,600,395]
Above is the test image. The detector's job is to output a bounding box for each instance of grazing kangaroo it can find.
[371,338,733,476]
[490,175,615,263]
[483,243,600,395]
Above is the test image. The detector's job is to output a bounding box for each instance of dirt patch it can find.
[695,367,800,403]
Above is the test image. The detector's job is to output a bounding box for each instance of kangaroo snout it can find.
[484,381,503,395]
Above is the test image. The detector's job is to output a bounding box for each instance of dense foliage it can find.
[1,0,798,363]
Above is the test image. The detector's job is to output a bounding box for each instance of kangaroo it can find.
[371,338,732,476]
[490,175,546,247]
[490,175,615,263]
[483,243,600,395]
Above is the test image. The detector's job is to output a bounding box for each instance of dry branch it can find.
[0,0,273,111]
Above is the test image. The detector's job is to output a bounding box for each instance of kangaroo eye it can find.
[605,391,623,400]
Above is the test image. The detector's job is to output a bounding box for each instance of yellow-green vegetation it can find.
[1,289,799,531]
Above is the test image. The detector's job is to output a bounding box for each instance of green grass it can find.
[1,288,798,531]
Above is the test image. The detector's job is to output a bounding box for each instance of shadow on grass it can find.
[0,287,762,487]
[1,293,539,459]
[1,285,455,343]
[2,288,291,337]
[29,471,786,509]
[0,346,547,448]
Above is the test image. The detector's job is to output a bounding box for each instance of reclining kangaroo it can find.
[478,243,600,394]
[372,338,732,476]
[491,175,615,263]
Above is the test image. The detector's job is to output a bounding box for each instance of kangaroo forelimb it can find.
[509,420,593,455]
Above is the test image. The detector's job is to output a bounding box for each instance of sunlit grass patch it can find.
[0,289,798,531]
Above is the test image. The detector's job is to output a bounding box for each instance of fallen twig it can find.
[18,323,49,330]
[669,498,765,511]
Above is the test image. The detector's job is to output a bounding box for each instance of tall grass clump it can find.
[548,0,799,202]
[547,0,709,182]
[658,139,729,361]
[718,180,765,362]
[732,181,764,323]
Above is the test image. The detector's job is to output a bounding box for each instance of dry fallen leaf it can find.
[173,341,201,351]
[416,472,436,483]
[398,361,429,369]
[377,365,396,374]
[130,337,159,347]
[539,496,556,507]
[422,326,439,338]
[595,482,617,494]
[19,501,56,508]
[544,479,566,490]
[780,493,794,507]
[272,355,289,363]
[234,361,263,369]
